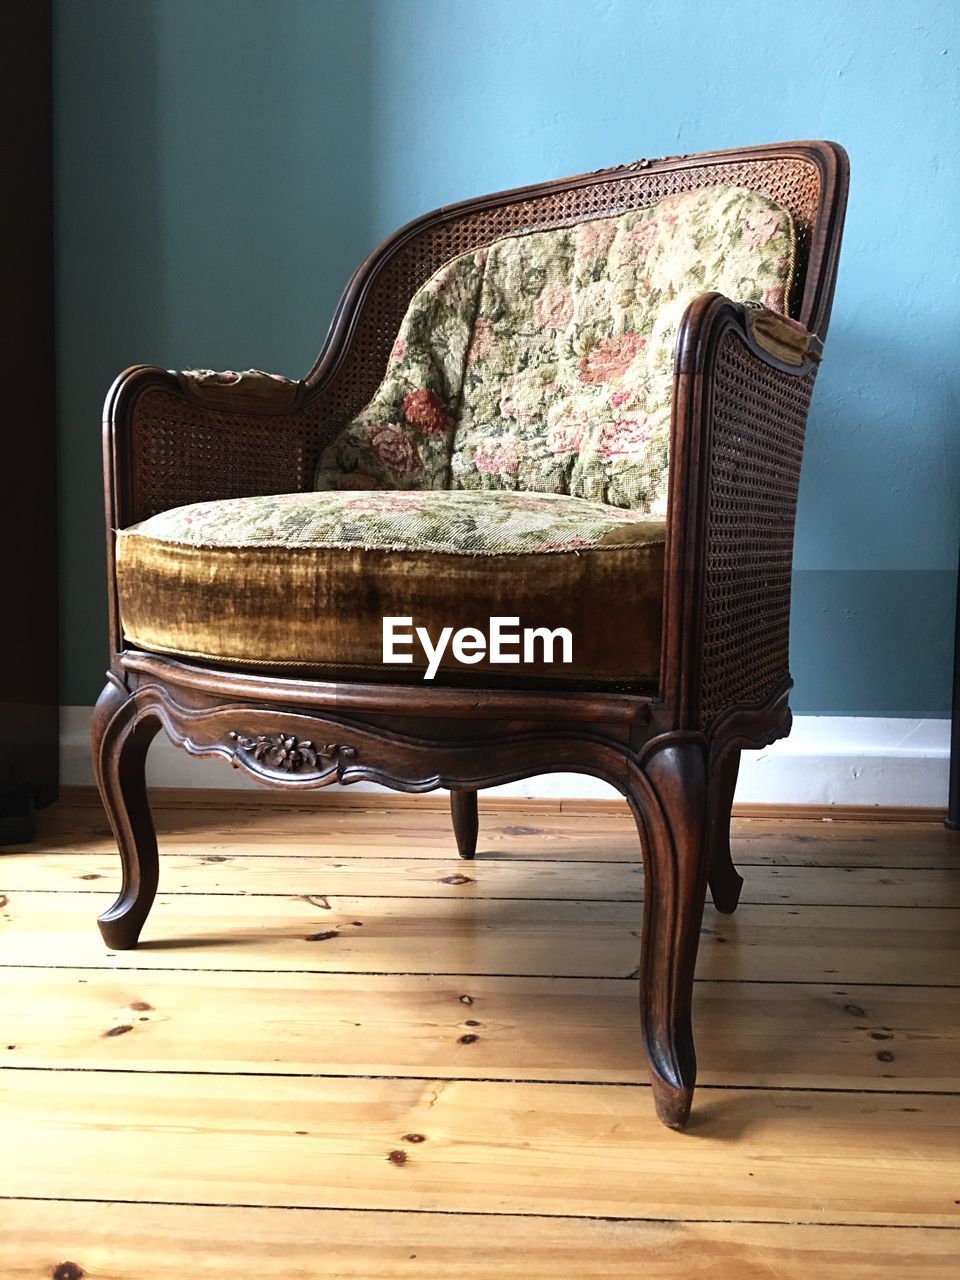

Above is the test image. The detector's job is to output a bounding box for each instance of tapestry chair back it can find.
[125,151,833,524]
[316,186,798,515]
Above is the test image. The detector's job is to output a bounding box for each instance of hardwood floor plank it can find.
[2,892,956,984]
[1,1071,957,1225]
[2,1201,956,1279]
[4,850,958,907]
[32,804,960,867]
[7,800,956,1264]
[730,821,960,869]
[3,969,957,1091]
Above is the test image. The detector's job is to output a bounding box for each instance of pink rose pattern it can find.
[402,388,452,434]
[578,332,645,385]
[466,316,496,364]
[363,423,422,477]
[547,419,587,457]
[474,435,524,475]
[316,186,796,511]
[743,208,784,247]
[185,369,294,387]
[574,218,617,261]
[534,284,575,332]
[596,417,655,460]
[619,219,660,260]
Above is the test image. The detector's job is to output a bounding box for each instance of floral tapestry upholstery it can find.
[116,489,666,685]
[315,185,797,512]
[121,488,665,556]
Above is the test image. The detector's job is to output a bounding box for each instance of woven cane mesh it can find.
[128,395,319,520]
[698,327,816,729]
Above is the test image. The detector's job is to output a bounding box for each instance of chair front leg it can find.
[628,742,710,1130]
[91,679,161,950]
[707,748,743,914]
[450,789,479,860]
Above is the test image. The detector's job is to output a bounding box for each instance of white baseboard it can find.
[62,707,951,808]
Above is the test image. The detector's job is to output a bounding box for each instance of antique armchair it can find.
[93,140,848,1129]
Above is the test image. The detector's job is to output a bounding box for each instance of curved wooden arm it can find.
[662,292,820,729]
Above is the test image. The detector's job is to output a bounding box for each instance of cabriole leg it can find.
[707,748,743,914]
[91,678,161,949]
[628,744,710,1130]
[450,789,479,860]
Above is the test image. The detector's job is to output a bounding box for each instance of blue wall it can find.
[54,0,959,712]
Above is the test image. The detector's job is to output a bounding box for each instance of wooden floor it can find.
[1,792,958,1278]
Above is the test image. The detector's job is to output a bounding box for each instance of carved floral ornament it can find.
[227,731,356,773]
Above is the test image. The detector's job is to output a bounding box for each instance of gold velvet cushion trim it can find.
[744,303,822,366]
[316,184,797,513]
[117,489,666,684]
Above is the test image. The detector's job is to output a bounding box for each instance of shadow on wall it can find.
[55,0,379,705]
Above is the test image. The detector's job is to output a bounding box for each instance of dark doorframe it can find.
[1,0,58,839]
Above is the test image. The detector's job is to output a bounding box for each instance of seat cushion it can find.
[315,184,797,513]
[116,489,666,686]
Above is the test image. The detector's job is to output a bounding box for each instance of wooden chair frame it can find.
[92,141,849,1129]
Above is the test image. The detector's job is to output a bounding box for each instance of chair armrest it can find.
[664,293,821,731]
[177,366,304,413]
[103,364,317,530]
[102,364,325,658]
[740,302,823,367]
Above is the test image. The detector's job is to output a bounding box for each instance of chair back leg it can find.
[707,748,744,914]
[450,789,479,860]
